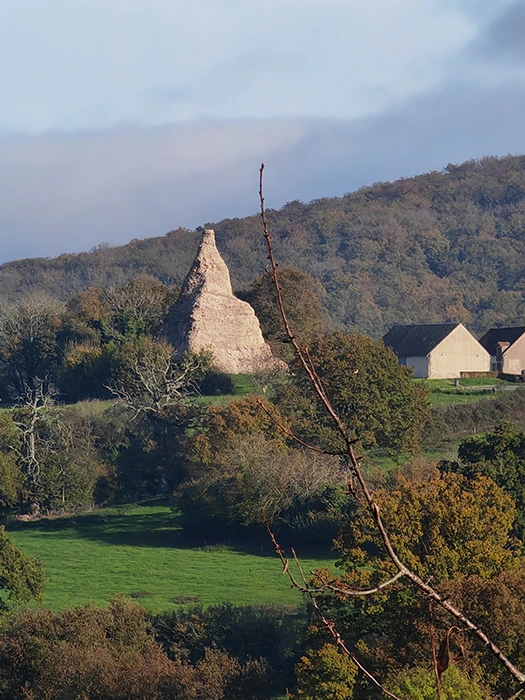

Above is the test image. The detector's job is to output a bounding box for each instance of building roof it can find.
[382,323,460,357]
[478,327,525,355]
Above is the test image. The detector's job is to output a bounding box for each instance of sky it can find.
[1,0,525,262]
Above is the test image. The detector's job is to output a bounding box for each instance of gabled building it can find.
[382,323,490,379]
[478,327,525,374]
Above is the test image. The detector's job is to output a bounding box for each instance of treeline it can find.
[4,155,525,335]
[3,274,525,525]
[0,597,306,699]
[0,272,431,522]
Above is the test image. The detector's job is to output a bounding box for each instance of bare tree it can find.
[10,380,58,498]
[106,338,201,419]
[104,276,177,337]
[258,163,525,697]
[0,293,64,399]
[0,295,64,509]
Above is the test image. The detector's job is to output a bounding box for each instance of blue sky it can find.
[0,0,524,261]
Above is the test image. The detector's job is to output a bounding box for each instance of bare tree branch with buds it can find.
[258,162,525,696]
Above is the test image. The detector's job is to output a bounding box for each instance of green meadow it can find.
[6,375,516,614]
[197,373,260,406]
[8,503,336,614]
[419,377,515,406]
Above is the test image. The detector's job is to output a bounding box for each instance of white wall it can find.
[406,356,429,378]
[502,334,525,374]
[428,324,490,379]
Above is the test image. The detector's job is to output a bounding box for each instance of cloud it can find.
[0,0,475,133]
[1,1,525,268]
[473,0,525,60]
[0,120,313,260]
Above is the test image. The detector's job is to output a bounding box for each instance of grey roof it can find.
[382,323,460,357]
[479,327,525,356]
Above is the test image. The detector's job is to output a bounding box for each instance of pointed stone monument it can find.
[163,229,283,373]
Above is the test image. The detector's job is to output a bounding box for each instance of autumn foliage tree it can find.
[257,164,525,698]
[440,421,525,540]
[337,469,519,584]
[177,396,346,530]
[0,596,270,699]
[388,666,490,700]
[305,468,522,698]
[293,643,357,700]
[442,570,525,697]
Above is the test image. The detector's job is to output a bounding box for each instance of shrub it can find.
[293,644,357,700]
[389,665,490,700]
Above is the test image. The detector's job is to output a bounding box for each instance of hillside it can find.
[3,154,525,337]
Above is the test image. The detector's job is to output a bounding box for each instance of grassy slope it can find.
[421,377,514,406]
[8,503,335,614]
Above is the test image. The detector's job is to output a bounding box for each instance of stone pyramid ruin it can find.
[163,229,283,374]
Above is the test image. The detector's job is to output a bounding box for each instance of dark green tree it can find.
[278,332,430,453]
[34,405,110,512]
[107,338,204,499]
[0,413,23,514]
[245,266,325,359]
[0,526,44,613]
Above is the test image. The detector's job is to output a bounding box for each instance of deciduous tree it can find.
[293,644,357,700]
[278,331,430,453]
[258,164,525,698]
[0,293,64,400]
[105,276,178,338]
[440,421,525,539]
[337,469,519,584]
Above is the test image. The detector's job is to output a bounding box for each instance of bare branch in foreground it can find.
[311,569,405,597]
[258,162,525,691]
[263,514,404,700]
[256,397,346,456]
[509,688,525,700]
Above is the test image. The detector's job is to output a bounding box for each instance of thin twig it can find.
[263,513,403,700]
[256,398,345,455]
[311,569,405,597]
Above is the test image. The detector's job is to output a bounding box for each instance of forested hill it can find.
[4,154,525,337]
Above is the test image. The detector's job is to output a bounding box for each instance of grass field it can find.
[417,377,516,406]
[427,392,493,406]
[8,503,335,613]
[196,373,260,406]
